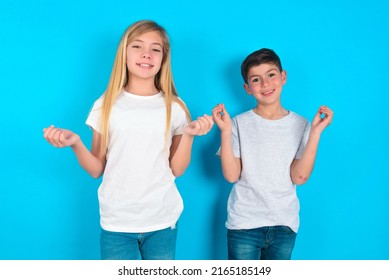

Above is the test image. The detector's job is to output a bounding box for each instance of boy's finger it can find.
[212,108,221,116]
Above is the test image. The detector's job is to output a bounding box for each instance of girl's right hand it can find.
[212,104,232,133]
[43,125,80,148]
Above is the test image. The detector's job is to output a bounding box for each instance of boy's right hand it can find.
[43,125,80,148]
[212,104,232,133]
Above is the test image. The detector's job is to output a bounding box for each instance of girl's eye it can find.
[131,45,141,49]
[152,48,161,52]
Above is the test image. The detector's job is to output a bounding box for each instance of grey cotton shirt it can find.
[218,110,310,233]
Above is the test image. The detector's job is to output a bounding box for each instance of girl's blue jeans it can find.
[100,225,178,260]
[227,226,297,260]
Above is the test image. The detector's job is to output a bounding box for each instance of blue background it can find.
[1,0,388,260]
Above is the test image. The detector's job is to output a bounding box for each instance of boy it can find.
[212,48,333,260]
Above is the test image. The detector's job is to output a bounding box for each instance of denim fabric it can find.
[100,225,178,260]
[227,226,297,260]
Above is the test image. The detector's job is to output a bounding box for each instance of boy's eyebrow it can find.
[247,74,260,80]
[248,68,279,80]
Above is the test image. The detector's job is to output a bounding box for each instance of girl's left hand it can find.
[311,105,334,134]
[184,114,214,136]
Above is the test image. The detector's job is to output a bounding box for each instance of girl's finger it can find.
[197,118,206,134]
[51,129,63,147]
[45,127,58,145]
[202,115,213,126]
[43,125,55,139]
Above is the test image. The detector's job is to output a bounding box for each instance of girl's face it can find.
[126,30,164,82]
[244,63,286,106]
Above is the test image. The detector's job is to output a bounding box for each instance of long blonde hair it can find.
[99,20,191,157]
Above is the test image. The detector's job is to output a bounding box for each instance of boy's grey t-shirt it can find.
[218,110,310,233]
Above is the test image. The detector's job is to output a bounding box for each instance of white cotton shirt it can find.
[217,110,310,233]
[86,90,188,233]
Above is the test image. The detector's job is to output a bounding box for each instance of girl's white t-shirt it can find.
[86,90,188,233]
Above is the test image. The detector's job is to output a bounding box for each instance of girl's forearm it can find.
[169,133,194,177]
[71,140,105,178]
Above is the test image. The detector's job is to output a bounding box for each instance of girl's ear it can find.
[281,70,287,85]
[243,83,252,95]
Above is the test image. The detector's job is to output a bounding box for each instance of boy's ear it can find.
[243,83,252,95]
[282,70,287,84]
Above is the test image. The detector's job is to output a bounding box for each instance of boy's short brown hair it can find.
[241,48,283,84]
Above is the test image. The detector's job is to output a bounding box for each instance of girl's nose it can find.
[141,50,151,59]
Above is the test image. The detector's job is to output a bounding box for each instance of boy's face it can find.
[244,63,286,106]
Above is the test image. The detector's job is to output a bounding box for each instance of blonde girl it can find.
[43,20,213,260]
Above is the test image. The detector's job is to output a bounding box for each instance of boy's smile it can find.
[261,89,275,97]
[244,63,286,105]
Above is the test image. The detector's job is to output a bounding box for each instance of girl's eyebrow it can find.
[132,39,163,47]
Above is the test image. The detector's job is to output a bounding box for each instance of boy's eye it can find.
[268,73,276,78]
[252,78,260,83]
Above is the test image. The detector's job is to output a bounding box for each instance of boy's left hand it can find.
[311,105,333,134]
[184,114,214,136]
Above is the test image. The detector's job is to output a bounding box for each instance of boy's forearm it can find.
[220,132,241,183]
[170,133,194,177]
[71,140,105,179]
[291,131,321,185]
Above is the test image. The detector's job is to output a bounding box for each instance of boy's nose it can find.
[262,77,270,87]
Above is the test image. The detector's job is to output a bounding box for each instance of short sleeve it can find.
[295,122,311,159]
[172,102,188,136]
[231,118,241,158]
[85,96,104,133]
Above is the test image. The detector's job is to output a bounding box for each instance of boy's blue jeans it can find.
[100,225,177,260]
[227,226,297,260]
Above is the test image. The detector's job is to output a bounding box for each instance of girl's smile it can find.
[126,30,164,81]
[136,63,154,68]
